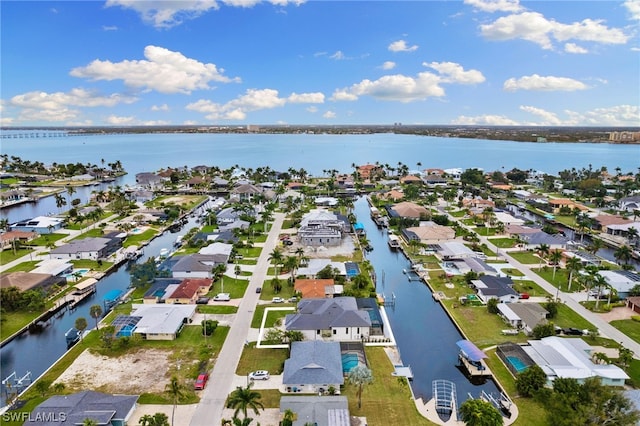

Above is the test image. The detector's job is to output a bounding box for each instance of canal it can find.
[0,213,202,406]
[354,197,501,404]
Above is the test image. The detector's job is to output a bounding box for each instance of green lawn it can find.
[499,268,524,277]
[3,260,40,273]
[0,247,35,264]
[553,304,596,330]
[488,237,518,248]
[511,280,550,298]
[0,310,42,341]
[236,343,288,376]
[207,277,249,299]
[259,279,297,301]
[530,267,575,292]
[196,305,238,314]
[508,251,540,264]
[71,259,113,272]
[609,319,640,344]
[28,233,67,246]
[123,229,160,247]
[342,347,431,426]
[70,228,106,240]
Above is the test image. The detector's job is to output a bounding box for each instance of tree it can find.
[515,364,546,397]
[202,319,218,336]
[89,304,103,330]
[75,317,88,340]
[486,298,499,314]
[165,376,185,426]
[459,398,504,426]
[268,247,284,277]
[532,322,556,339]
[548,249,563,280]
[614,245,633,266]
[139,413,170,426]
[535,244,550,269]
[347,364,373,409]
[82,419,98,426]
[565,256,583,292]
[35,379,52,397]
[99,325,116,349]
[226,384,264,419]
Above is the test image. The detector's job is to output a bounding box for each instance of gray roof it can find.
[29,390,138,426]
[474,275,519,298]
[523,231,569,246]
[50,237,110,254]
[171,254,220,272]
[283,341,344,386]
[285,297,371,331]
[507,303,548,329]
[280,396,350,426]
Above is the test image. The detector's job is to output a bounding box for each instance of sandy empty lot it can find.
[56,349,171,394]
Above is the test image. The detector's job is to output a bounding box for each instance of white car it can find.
[272,297,284,303]
[249,370,270,380]
[213,293,231,301]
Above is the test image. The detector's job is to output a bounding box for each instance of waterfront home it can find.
[436,241,477,260]
[519,231,569,250]
[135,172,164,189]
[50,236,122,260]
[297,259,347,278]
[445,257,497,276]
[284,297,371,341]
[130,189,154,204]
[618,195,640,213]
[0,189,25,204]
[279,189,304,207]
[400,174,422,185]
[547,198,588,214]
[462,197,495,210]
[10,215,65,234]
[356,163,383,180]
[493,211,525,226]
[0,230,37,250]
[602,221,640,239]
[388,201,429,219]
[165,278,212,304]
[471,275,519,304]
[28,390,139,426]
[377,189,404,202]
[30,259,73,277]
[216,206,250,226]
[522,336,629,386]
[598,270,640,299]
[295,278,338,299]
[423,174,448,186]
[298,209,349,247]
[315,196,339,207]
[443,168,462,180]
[185,176,210,190]
[171,254,225,279]
[142,278,182,303]
[212,176,229,189]
[0,272,66,292]
[198,241,233,259]
[230,183,262,202]
[283,341,344,394]
[592,214,634,231]
[114,304,196,340]
[280,396,350,426]
[497,303,549,335]
[402,222,455,244]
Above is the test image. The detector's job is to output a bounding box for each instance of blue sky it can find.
[1,0,639,127]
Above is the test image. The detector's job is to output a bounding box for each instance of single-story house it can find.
[627,296,640,314]
[400,175,422,185]
[402,222,455,244]
[114,304,196,340]
[279,396,350,426]
[283,341,344,394]
[143,278,182,303]
[165,278,212,304]
[598,270,640,299]
[50,236,121,260]
[27,390,138,426]
[30,259,74,276]
[519,231,570,250]
[445,257,497,276]
[471,275,519,304]
[171,254,223,279]
[0,230,38,250]
[295,279,336,299]
[548,198,588,214]
[436,241,477,260]
[497,303,548,334]
[389,201,429,219]
[297,259,347,278]
[522,336,629,386]
[10,216,65,234]
[135,172,164,189]
[198,242,234,259]
[315,197,339,207]
[493,212,525,226]
[378,189,404,202]
[285,297,372,341]
[0,272,66,292]
[619,195,640,213]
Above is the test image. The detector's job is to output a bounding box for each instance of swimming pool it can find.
[506,356,528,373]
[62,268,90,280]
[342,353,360,373]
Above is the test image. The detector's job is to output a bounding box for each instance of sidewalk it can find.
[189,213,285,426]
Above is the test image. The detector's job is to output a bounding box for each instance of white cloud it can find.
[578,104,640,126]
[519,105,562,125]
[423,62,486,84]
[10,88,137,109]
[464,0,522,13]
[287,92,325,103]
[306,106,318,113]
[388,40,418,52]
[330,51,346,60]
[186,88,289,120]
[452,114,519,125]
[380,61,396,70]
[70,45,240,94]
[564,43,588,54]
[269,0,306,6]
[221,0,261,7]
[625,0,640,20]
[323,110,336,119]
[106,0,219,28]
[151,104,170,111]
[331,62,484,103]
[106,115,136,125]
[480,12,629,50]
[102,25,119,31]
[503,74,588,91]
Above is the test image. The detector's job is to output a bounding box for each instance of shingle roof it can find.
[285,297,371,330]
[283,341,344,385]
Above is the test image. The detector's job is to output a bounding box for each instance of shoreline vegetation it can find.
[2,124,640,144]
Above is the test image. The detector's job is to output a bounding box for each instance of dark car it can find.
[255,287,262,293]
[563,328,584,336]
[283,239,293,246]
[196,297,210,305]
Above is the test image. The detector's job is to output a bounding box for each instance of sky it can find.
[1,0,639,127]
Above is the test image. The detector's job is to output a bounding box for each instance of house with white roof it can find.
[598,270,640,299]
[113,304,196,340]
[11,216,65,234]
[522,336,629,386]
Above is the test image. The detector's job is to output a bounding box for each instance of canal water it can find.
[0,214,201,406]
[354,197,501,404]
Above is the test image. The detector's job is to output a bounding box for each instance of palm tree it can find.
[585,238,603,255]
[138,412,170,426]
[268,247,284,277]
[592,274,609,310]
[89,304,103,330]
[535,244,550,269]
[548,250,563,280]
[614,245,633,266]
[164,376,185,426]
[348,365,373,409]
[226,384,264,419]
[54,193,67,213]
[75,317,88,341]
[283,256,299,284]
[565,256,583,292]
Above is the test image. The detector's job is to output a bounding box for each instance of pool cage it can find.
[496,342,536,376]
[112,315,141,338]
[432,380,458,417]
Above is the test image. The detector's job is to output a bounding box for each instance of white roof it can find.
[31,259,73,275]
[297,259,346,276]
[439,241,475,258]
[606,222,640,231]
[496,303,520,322]
[13,216,64,227]
[199,242,233,256]
[130,304,196,335]
[494,212,525,225]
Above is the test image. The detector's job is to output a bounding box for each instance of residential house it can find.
[548,198,588,214]
[618,196,640,213]
[522,336,629,386]
[295,279,337,299]
[493,212,525,226]
[171,254,223,279]
[282,341,344,394]
[143,278,182,303]
[130,189,154,204]
[378,189,404,202]
[185,176,209,190]
[297,259,347,278]
[471,275,519,304]
[298,210,349,247]
[356,164,383,180]
[462,198,495,210]
[0,230,37,250]
[10,216,65,234]
[0,272,66,292]
[135,172,164,189]
[388,201,429,219]
[400,175,422,185]
[212,177,229,189]
[402,222,455,244]
[436,241,477,260]
[519,231,569,250]
[598,270,640,299]
[127,304,196,340]
[280,396,350,426]
[216,207,242,225]
[423,175,448,186]
[28,390,138,426]
[603,221,640,239]
[50,236,122,260]
[592,215,634,231]
[31,259,73,277]
[231,183,262,202]
[165,278,212,304]
[285,297,372,341]
[497,303,548,334]
[315,197,339,207]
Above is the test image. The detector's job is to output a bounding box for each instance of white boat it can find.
[388,235,401,249]
[159,248,169,257]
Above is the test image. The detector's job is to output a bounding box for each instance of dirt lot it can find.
[162,195,196,206]
[55,348,171,394]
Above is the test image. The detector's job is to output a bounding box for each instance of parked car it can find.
[249,370,270,381]
[255,287,262,293]
[196,297,210,305]
[213,293,231,301]
[272,297,284,303]
[563,327,584,336]
[288,296,298,303]
[194,373,209,390]
[519,293,530,299]
[283,240,293,246]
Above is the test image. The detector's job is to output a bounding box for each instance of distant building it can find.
[609,131,640,142]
